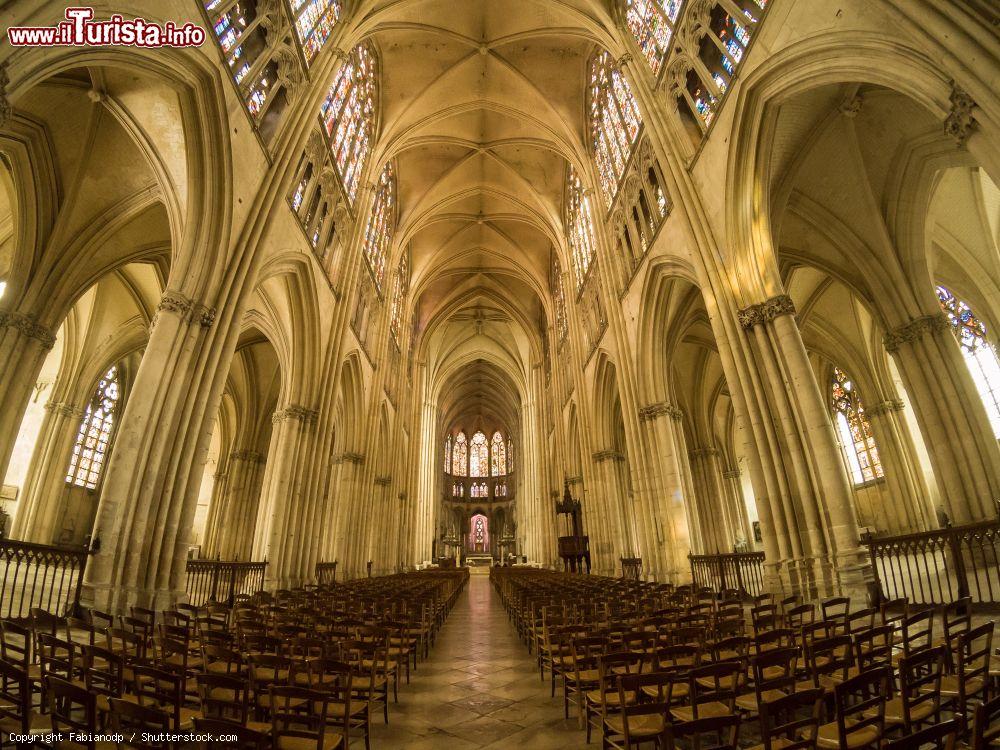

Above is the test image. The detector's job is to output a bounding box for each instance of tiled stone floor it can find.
[371,573,590,749]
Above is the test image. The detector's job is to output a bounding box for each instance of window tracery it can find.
[470,431,489,478]
[443,435,452,474]
[566,165,598,290]
[551,252,569,347]
[490,431,506,476]
[452,431,468,476]
[291,0,342,63]
[589,51,643,208]
[66,365,121,490]
[624,0,685,75]
[830,366,884,485]
[389,250,409,346]
[361,162,396,292]
[320,42,377,204]
[938,286,1000,437]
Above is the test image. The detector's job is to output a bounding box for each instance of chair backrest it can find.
[955,621,994,705]
[973,695,1000,750]
[617,673,670,746]
[821,597,850,631]
[669,712,742,750]
[901,609,934,658]
[270,686,331,750]
[571,636,607,678]
[884,718,958,750]
[0,658,31,734]
[37,632,76,681]
[750,646,798,697]
[0,619,31,669]
[106,626,147,662]
[81,643,125,699]
[131,663,184,730]
[807,635,853,685]
[759,688,824,750]
[193,716,269,750]
[108,697,172,750]
[846,608,876,636]
[754,628,796,654]
[46,675,97,742]
[834,667,890,750]
[197,672,251,722]
[898,646,944,731]
[786,604,816,630]
[853,625,894,672]
[688,660,742,714]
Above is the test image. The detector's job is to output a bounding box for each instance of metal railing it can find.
[184,560,268,606]
[0,539,90,619]
[863,520,1000,605]
[689,551,766,598]
[315,561,337,585]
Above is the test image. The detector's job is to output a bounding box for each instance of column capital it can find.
[335,451,365,465]
[688,447,720,460]
[883,313,949,353]
[738,295,796,329]
[0,311,57,349]
[44,400,84,418]
[230,449,265,464]
[944,81,976,147]
[271,404,319,424]
[592,449,625,463]
[639,401,683,422]
[867,398,905,417]
[374,475,392,486]
[722,467,742,479]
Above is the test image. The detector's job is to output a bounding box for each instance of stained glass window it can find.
[452,432,468,476]
[444,435,452,473]
[507,439,514,473]
[204,1,274,122]
[496,483,507,497]
[471,482,488,498]
[471,514,488,548]
[490,431,506,476]
[320,43,377,204]
[291,0,342,64]
[361,162,396,292]
[566,165,598,290]
[937,286,1000,437]
[831,367,884,485]
[389,250,409,346]
[66,365,121,490]
[551,253,569,344]
[589,51,644,207]
[624,0,684,74]
[453,482,464,497]
[469,431,489,478]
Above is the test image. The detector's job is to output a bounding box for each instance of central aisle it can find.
[373,573,590,749]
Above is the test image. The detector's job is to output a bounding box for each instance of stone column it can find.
[10,400,85,543]
[638,402,693,582]
[884,314,1000,523]
[252,405,319,589]
[0,314,57,485]
[687,447,735,553]
[738,295,871,600]
[214,449,266,560]
[721,465,753,549]
[83,292,225,612]
[201,466,228,556]
[592,450,632,575]
[328,451,364,578]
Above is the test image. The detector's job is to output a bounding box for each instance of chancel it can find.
[0,0,998,748]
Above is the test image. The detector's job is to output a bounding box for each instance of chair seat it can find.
[816,720,880,749]
[352,675,387,691]
[735,688,787,712]
[747,739,798,750]
[696,675,739,690]
[586,689,635,707]
[604,713,666,738]
[175,706,203,731]
[878,696,936,725]
[276,733,343,750]
[257,694,308,710]
[570,669,601,684]
[940,675,985,698]
[205,661,242,675]
[671,701,732,722]
[0,710,51,734]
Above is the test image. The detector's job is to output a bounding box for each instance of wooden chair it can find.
[757,688,824,750]
[269,686,343,750]
[0,657,49,735]
[816,667,889,750]
[973,694,1000,750]
[883,718,958,750]
[884,646,944,733]
[897,609,934,664]
[673,660,742,721]
[566,636,605,723]
[107,697,172,750]
[604,673,670,749]
[586,651,642,744]
[853,626,894,673]
[941,621,993,731]
[806,635,853,693]
[737,646,798,716]
[46,676,104,749]
[81,644,125,717]
[131,662,202,731]
[193,716,270,750]
[821,598,851,635]
[248,653,292,721]
[668,712,742,750]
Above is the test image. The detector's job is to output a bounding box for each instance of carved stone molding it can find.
[192,304,217,328]
[0,312,57,349]
[157,290,193,317]
[335,451,365,465]
[45,401,84,418]
[944,82,976,147]
[688,447,720,460]
[592,450,625,463]
[566,475,583,485]
[883,314,949,353]
[839,95,862,118]
[722,468,742,479]
[639,401,683,422]
[738,295,796,329]
[230,449,265,464]
[0,62,11,129]
[374,475,392,486]
[272,405,319,424]
[867,399,905,417]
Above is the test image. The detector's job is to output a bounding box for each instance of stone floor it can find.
[370,573,590,749]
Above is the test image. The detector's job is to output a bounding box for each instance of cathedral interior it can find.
[0,0,998,747]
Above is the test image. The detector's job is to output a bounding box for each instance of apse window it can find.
[831,366,884,485]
